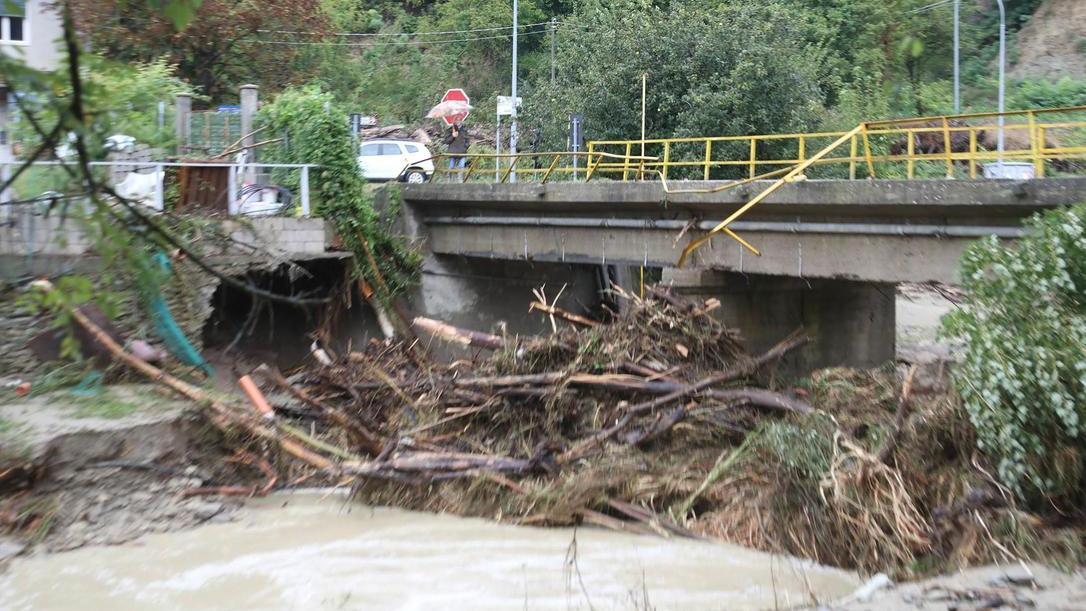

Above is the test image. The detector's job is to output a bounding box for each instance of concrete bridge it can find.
[400,178,1086,372]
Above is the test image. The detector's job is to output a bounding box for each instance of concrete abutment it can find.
[664,269,896,373]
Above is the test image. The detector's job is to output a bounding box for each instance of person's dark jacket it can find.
[446,128,469,155]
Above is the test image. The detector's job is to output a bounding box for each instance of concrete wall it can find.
[0,213,332,266]
[666,269,896,373]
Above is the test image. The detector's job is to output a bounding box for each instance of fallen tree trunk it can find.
[413,317,505,350]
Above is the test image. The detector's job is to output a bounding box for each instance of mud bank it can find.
[0,385,250,554]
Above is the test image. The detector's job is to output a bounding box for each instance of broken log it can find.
[528,301,600,327]
[412,317,505,350]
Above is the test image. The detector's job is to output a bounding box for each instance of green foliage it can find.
[11,55,195,155]
[525,0,828,164]
[258,86,420,296]
[943,204,1086,509]
[1008,77,1086,110]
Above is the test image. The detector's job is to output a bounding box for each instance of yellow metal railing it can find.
[430,151,656,183]
[423,106,1086,266]
[588,105,1086,181]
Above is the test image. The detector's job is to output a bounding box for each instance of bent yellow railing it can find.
[588,105,1086,181]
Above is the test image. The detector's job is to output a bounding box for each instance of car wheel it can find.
[404,170,427,184]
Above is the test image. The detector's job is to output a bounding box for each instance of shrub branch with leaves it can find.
[258,86,420,298]
[943,204,1086,509]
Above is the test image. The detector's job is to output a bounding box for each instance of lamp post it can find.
[996,0,1006,162]
[953,0,960,114]
[510,0,519,183]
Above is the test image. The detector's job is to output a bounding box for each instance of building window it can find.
[1,1,27,43]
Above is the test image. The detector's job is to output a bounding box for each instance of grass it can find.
[71,392,141,419]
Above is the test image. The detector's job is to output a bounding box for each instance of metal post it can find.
[0,85,12,210]
[495,113,502,182]
[953,0,961,114]
[550,17,557,85]
[227,161,237,215]
[509,0,519,183]
[996,0,1006,163]
[300,165,311,218]
[174,93,191,155]
[154,163,165,211]
[240,84,258,183]
[641,73,647,161]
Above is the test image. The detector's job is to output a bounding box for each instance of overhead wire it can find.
[908,0,954,14]
[251,28,552,47]
[259,20,555,38]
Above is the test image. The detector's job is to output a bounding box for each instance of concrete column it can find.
[665,269,896,375]
[239,84,259,184]
[0,85,12,211]
[174,93,191,155]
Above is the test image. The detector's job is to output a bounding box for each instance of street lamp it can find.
[510,0,519,183]
[996,0,1006,162]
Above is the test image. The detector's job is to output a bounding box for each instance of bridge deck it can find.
[403,178,1086,284]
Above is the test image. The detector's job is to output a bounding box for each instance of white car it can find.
[357,139,435,183]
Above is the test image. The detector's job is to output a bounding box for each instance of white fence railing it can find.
[0,160,319,218]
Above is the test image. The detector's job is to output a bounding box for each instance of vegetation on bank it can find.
[944,204,1086,510]
[257,87,421,297]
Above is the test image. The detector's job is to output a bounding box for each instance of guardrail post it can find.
[969,130,978,178]
[849,134,858,180]
[703,140,712,181]
[623,142,632,181]
[907,130,915,179]
[861,125,876,178]
[942,117,954,178]
[299,165,310,217]
[662,141,671,180]
[1028,111,1043,177]
[798,136,806,164]
[748,139,757,179]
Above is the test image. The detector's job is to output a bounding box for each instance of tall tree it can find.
[69,0,329,101]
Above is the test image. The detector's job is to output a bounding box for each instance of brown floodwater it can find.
[1,493,860,610]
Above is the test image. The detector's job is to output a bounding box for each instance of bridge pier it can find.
[664,269,896,373]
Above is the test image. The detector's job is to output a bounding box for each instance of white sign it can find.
[496,96,522,116]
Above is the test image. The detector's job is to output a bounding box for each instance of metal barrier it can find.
[0,160,318,217]
[430,151,656,183]
[589,106,1086,181]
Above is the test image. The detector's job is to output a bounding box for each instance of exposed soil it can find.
[1011,0,1086,81]
[0,385,255,558]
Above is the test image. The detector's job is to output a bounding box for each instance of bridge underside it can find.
[401,178,1085,372]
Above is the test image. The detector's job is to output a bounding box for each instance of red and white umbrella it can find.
[425,100,473,120]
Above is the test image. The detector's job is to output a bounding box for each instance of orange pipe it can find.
[238,375,275,420]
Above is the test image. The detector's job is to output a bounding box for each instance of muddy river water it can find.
[1,492,860,610]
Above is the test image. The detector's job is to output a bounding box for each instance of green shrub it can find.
[943,204,1086,508]
[258,86,420,297]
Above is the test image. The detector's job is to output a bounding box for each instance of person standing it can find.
[445,123,470,179]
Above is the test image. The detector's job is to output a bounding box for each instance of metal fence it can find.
[0,160,317,218]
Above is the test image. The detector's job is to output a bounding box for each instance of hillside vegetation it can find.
[66,0,1086,146]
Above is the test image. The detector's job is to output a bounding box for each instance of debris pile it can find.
[30,279,1080,578]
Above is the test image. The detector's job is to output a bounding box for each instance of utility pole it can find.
[550,17,557,85]
[996,0,1006,162]
[510,0,519,183]
[953,0,960,114]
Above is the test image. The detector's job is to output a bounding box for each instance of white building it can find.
[2,0,63,201]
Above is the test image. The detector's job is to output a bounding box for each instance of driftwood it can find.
[413,316,505,350]
[877,364,919,464]
[528,301,600,328]
[559,330,809,464]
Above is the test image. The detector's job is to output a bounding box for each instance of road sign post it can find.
[440,89,471,126]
